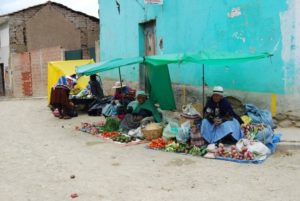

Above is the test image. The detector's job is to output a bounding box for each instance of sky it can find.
[0,0,99,17]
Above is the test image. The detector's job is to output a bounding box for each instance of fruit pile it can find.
[215,143,255,160]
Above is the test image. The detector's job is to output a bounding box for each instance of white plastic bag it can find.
[182,103,201,117]
[128,127,143,138]
[163,121,180,139]
[176,121,191,143]
[236,139,271,160]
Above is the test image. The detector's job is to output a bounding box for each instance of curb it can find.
[278,142,300,150]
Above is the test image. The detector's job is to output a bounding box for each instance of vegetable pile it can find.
[242,124,265,140]
[148,138,168,149]
[111,135,136,143]
[148,139,208,156]
[100,118,120,132]
[101,131,120,138]
[215,143,255,160]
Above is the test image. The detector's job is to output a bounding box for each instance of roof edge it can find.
[0,1,98,21]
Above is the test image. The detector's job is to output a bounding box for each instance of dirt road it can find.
[0,99,299,201]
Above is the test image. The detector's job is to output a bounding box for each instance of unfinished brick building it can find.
[0,1,99,97]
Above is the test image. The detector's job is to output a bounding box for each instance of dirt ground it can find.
[0,98,299,201]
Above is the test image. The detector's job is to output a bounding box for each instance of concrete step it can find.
[277,142,300,151]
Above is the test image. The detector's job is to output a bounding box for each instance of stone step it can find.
[277,142,300,151]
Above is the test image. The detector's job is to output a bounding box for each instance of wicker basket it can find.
[142,126,163,141]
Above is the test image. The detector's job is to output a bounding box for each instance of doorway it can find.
[0,63,5,96]
[139,20,156,90]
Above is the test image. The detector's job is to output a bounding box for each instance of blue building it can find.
[98,0,300,114]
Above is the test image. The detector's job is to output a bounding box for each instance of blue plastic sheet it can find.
[245,104,275,128]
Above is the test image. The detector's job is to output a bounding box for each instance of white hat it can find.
[213,86,224,96]
[65,76,76,83]
[112,81,126,89]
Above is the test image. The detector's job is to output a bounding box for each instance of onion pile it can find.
[215,143,255,160]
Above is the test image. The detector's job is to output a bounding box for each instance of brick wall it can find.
[31,46,63,97]
[8,3,99,53]
[11,46,63,97]
[11,52,32,97]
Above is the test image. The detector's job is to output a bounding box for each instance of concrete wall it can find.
[26,6,81,51]
[0,22,9,67]
[99,0,300,114]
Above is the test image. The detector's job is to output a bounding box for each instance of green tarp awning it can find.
[76,51,272,110]
[145,51,272,66]
[76,57,144,76]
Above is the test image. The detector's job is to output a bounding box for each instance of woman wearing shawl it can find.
[201,86,243,144]
[50,75,77,119]
[120,91,162,131]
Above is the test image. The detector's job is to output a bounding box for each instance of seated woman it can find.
[102,81,136,117]
[120,91,162,131]
[201,86,243,144]
[89,74,104,101]
[112,81,136,106]
[50,75,77,119]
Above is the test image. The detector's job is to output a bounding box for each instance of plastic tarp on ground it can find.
[76,51,272,110]
[48,59,94,103]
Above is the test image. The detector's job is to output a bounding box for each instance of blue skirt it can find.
[201,118,243,144]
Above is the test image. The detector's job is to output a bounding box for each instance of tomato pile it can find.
[101,131,120,138]
[148,138,169,149]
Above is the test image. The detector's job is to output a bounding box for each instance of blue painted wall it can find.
[99,0,290,94]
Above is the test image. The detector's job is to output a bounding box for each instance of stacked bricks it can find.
[11,52,32,97]
[30,46,63,97]
[11,46,63,97]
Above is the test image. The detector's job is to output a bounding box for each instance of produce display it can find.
[76,122,100,135]
[100,118,120,132]
[189,145,208,156]
[215,143,255,160]
[148,139,208,156]
[165,142,189,153]
[101,131,120,138]
[242,124,265,140]
[110,134,136,143]
[148,138,169,149]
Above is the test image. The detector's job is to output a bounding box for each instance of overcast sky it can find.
[0,0,99,17]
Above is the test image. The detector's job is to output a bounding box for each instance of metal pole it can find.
[118,67,122,88]
[118,67,123,103]
[202,64,205,113]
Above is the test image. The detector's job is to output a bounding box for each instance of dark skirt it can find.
[50,86,71,109]
[120,114,142,131]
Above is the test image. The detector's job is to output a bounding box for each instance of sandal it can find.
[63,116,71,119]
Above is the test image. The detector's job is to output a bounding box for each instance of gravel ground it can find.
[0,98,299,201]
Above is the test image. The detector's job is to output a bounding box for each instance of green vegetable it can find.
[101,118,120,132]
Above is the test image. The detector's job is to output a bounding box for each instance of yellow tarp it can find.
[47,59,94,104]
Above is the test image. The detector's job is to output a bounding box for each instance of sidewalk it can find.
[276,127,300,150]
